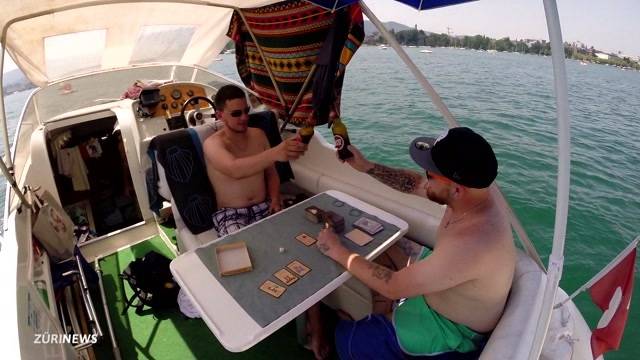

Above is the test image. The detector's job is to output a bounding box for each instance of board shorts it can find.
[335,247,486,359]
[212,200,270,236]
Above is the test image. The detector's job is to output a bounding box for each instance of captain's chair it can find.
[146,110,293,253]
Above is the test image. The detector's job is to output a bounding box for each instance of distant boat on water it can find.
[419,49,432,53]
[378,44,389,50]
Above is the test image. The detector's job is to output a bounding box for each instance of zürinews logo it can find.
[34,332,98,345]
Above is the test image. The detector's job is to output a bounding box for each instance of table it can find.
[170,190,408,352]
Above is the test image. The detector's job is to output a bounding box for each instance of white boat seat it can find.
[480,250,546,359]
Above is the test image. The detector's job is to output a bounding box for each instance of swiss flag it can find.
[589,247,636,359]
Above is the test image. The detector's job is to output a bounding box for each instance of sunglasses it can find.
[228,107,251,118]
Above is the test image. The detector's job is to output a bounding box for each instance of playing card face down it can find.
[345,228,374,246]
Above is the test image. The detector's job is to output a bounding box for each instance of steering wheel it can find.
[180,96,216,126]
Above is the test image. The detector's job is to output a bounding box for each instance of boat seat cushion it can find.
[479,250,546,359]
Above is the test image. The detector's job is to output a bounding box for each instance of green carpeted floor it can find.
[97,232,315,359]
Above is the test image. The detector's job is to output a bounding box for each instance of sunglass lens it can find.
[230,107,250,117]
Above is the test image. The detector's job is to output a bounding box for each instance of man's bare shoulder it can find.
[203,132,229,158]
[247,127,269,146]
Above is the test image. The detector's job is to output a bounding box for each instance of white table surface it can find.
[170,190,408,352]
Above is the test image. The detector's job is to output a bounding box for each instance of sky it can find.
[364,0,639,57]
[3,0,639,73]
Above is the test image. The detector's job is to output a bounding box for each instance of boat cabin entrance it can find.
[46,116,142,237]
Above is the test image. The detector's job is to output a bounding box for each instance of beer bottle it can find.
[331,117,353,160]
[299,125,314,144]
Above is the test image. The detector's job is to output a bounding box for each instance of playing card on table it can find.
[295,233,317,246]
[286,260,311,277]
[353,217,383,235]
[259,280,286,298]
[274,268,298,285]
[345,228,374,246]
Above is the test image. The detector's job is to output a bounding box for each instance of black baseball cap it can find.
[409,127,498,189]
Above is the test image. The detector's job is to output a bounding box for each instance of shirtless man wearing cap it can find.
[317,127,516,358]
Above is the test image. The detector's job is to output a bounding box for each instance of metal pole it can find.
[0,157,31,211]
[279,64,318,132]
[528,0,572,358]
[95,258,122,360]
[0,47,14,170]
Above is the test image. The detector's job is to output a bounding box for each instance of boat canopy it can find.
[0,1,282,86]
[1,0,475,87]
[310,0,475,10]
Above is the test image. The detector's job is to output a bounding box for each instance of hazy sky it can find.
[365,0,639,57]
[3,0,639,73]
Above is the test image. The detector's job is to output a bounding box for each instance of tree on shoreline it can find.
[364,28,640,70]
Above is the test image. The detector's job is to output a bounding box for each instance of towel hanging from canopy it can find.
[227,0,364,127]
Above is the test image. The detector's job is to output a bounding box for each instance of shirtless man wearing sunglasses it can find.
[203,84,308,236]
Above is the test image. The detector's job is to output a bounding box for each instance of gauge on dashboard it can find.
[160,95,166,101]
[171,89,182,100]
[186,89,194,97]
[171,101,178,109]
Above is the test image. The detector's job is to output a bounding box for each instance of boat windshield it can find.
[31,65,233,123]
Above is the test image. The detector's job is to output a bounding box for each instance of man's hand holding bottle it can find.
[272,136,308,161]
[339,145,374,173]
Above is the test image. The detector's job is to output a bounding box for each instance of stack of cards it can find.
[353,217,384,235]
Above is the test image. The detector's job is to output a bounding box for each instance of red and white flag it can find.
[588,238,637,359]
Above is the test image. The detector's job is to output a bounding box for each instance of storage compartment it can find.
[47,117,142,237]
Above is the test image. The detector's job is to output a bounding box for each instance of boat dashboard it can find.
[147,83,210,118]
[133,81,218,141]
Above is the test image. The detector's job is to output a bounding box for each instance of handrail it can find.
[528,0,572,358]
[359,0,545,271]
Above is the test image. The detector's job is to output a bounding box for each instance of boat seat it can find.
[148,110,294,253]
[479,249,546,359]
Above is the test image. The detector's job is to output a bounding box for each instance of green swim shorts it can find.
[392,249,486,356]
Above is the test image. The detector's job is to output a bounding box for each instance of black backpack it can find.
[120,251,180,314]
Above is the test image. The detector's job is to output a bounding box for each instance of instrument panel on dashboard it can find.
[153,83,209,118]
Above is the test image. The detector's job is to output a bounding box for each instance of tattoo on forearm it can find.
[366,164,419,193]
[367,262,393,283]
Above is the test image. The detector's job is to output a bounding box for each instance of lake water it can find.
[3,46,639,359]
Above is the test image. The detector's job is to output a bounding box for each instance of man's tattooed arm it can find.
[366,163,422,194]
[367,262,393,283]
